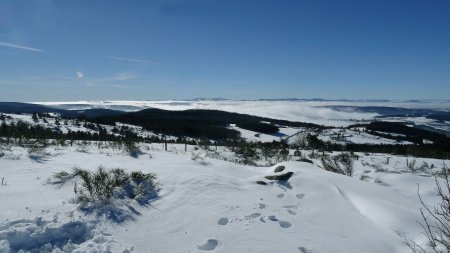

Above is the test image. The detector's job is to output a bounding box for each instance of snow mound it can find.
[0,217,112,253]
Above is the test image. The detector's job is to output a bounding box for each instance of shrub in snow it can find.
[51,167,159,222]
[320,155,340,174]
[374,177,389,187]
[231,142,258,165]
[261,146,277,161]
[320,152,354,176]
[0,140,9,152]
[290,133,308,149]
[26,141,47,152]
[191,152,202,161]
[76,145,90,153]
[278,149,289,161]
[359,174,371,181]
[52,170,74,184]
[408,164,450,253]
[334,152,354,176]
[191,151,211,165]
[274,165,285,173]
[407,158,418,172]
[368,163,385,172]
[27,141,50,163]
[123,141,142,158]
[406,160,433,174]
[308,150,320,159]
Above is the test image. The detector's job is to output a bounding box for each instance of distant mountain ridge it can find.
[0,102,124,118]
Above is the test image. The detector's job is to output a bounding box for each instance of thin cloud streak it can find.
[0,41,44,52]
[108,72,140,81]
[112,84,130,89]
[109,56,158,64]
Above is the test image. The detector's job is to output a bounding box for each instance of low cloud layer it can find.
[34,100,450,127]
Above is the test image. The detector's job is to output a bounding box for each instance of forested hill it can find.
[0,102,124,118]
[89,108,325,140]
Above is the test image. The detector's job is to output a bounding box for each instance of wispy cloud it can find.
[76,71,84,79]
[83,72,140,88]
[112,84,129,89]
[0,41,43,52]
[108,72,140,81]
[0,76,76,87]
[92,72,141,82]
[109,56,158,64]
[0,71,138,90]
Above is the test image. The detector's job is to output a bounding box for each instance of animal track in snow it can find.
[283,205,298,215]
[296,193,305,199]
[279,221,292,228]
[245,213,261,220]
[287,209,296,215]
[267,215,279,222]
[197,239,219,251]
[277,193,285,198]
[217,217,228,225]
[298,246,312,253]
[258,203,266,209]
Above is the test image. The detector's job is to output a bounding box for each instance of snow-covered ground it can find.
[1,111,450,252]
[0,113,169,141]
[1,141,448,253]
[1,113,98,135]
[229,124,301,143]
[3,113,418,145]
[380,116,450,136]
[316,128,413,145]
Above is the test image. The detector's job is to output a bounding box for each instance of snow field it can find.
[1,142,448,252]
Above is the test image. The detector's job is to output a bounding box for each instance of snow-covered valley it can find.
[1,107,450,253]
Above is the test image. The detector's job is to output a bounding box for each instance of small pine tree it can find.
[32,113,39,123]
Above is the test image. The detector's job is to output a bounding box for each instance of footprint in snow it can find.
[277,193,285,198]
[287,209,296,215]
[245,213,261,220]
[298,246,312,253]
[197,239,219,251]
[267,215,279,222]
[217,217,228,225]
[279,221,292,228]
[258,203,266,209]
[296,193,305,199]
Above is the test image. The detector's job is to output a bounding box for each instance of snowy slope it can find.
[3,113,415,145]
[0,142,446,253]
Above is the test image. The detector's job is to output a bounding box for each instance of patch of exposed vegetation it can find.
[50,167,159,222]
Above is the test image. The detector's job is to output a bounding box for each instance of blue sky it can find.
[0,0,449,101]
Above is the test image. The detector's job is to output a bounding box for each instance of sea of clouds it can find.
[34,100,450,127]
